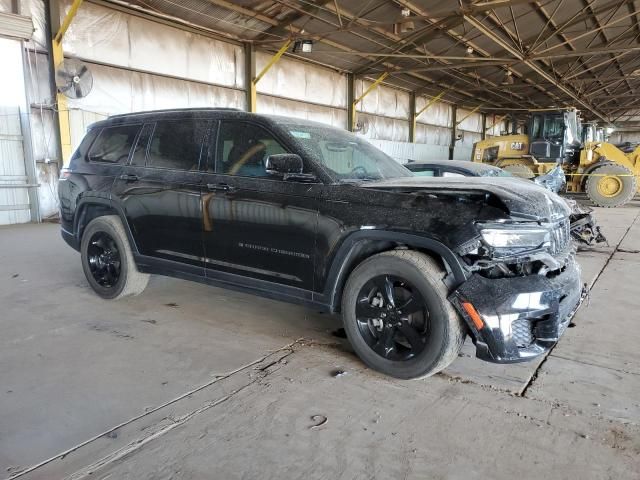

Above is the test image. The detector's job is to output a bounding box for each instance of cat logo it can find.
[511,142,525,151]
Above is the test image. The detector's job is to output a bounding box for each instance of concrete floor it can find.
[1,200,639,480]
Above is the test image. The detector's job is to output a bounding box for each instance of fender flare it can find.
[322,230,468,312]
[73,197,140,254]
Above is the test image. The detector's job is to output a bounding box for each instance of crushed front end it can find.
[449,213,587,363]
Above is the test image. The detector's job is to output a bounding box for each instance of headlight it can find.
[479,223,550,255]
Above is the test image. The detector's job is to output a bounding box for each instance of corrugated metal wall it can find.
[610,132,640,144]
[0,107,31,225]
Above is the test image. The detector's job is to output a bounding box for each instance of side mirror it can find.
[265,153,303,175]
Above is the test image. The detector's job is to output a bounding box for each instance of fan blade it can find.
[57,70,74,80]
[74,83,83,98]
[77,65,88,77]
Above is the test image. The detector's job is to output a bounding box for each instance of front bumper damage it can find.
[450,256,587,363]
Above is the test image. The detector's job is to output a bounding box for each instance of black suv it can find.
[59,109,585,379]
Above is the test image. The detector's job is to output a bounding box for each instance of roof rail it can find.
[108,107,244,119]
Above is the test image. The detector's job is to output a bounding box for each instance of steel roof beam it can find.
[464,14,610,123]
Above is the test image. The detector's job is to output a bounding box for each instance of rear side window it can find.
[88,125,141,164]
[146,120,207,170]
[70,128,99,163]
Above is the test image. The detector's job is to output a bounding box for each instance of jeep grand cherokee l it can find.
[58,109,585,379]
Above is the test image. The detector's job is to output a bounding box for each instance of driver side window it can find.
[217,122,286,177]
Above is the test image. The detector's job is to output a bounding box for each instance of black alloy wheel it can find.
[355,275,430,362]
[86,231,122,288]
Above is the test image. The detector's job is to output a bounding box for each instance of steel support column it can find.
[449,106,457,160]
[245,42,256,112]
[347,73,355,132]
[48,0,84,166]
[409,91,416,143]
[481,113,487,140]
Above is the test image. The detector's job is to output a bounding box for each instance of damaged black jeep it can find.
[58,109,586,379]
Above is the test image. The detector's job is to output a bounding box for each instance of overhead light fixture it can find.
[466,46,474,57]
[502,70,514,85]
[293,40,313,53]
[395,6,415,33]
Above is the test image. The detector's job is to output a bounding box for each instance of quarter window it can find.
[88,125,141,164]
[71,128,99,163]
[147,120,207,170]
[217,122,287,177]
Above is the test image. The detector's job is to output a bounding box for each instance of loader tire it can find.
[585,164,637,208]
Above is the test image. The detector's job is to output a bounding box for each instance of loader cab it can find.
[581,122,605,143]
[581,122,596,143]
[527,109,580,164]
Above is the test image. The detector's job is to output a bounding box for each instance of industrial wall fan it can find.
[55,59,93,99]
[355,117,370,135]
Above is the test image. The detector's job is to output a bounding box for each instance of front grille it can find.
[511,318,534,348]
[550,218,570,255]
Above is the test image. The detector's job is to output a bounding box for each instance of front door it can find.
[201,120,319,290]
[111,118,209,272]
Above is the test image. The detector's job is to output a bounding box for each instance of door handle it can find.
[119,174,139,182]
[206,183,235,192]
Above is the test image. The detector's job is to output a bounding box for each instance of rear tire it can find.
[341,250,466,379]
[81,215,149,300]
[585,164,637,208]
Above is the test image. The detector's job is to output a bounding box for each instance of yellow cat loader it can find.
[472,108,640,207]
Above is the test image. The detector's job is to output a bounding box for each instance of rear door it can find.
[111,118,209,273]
[82,123,142,195]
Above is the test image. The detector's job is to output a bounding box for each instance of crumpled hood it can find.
[360,176,570,222]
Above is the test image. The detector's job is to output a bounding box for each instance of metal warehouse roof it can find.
[101,0,640,126]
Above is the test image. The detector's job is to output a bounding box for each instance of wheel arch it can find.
[323,231,467,313]
[74,198,139,254]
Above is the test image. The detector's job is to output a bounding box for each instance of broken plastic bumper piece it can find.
[450,256,586,363]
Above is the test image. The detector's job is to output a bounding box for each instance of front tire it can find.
[341,250,466,379]
[81,215,149,299]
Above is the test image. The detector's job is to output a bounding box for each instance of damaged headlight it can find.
[478,223,550,255]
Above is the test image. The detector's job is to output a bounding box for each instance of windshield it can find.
[543,115,565,141]
[284,124,412,181]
